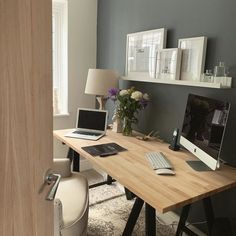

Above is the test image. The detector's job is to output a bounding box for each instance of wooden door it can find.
[0,0,53,235]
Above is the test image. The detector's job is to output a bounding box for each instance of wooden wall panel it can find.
[0,1,53,235]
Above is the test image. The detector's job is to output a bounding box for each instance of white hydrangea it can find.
[119,90,129,96]
[143,93,149,100]
[131,91,143,101]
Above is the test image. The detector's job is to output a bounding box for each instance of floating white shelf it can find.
[122,76,232,89]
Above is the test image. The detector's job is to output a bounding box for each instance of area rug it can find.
[88,183,175,236]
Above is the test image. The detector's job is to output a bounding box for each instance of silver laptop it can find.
[65,108,108,141]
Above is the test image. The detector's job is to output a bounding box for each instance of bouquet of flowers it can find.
[108,87,150,135]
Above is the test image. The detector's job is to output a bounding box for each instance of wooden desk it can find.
[54,129,236,235]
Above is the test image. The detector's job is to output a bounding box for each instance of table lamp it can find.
[85,69,119,110]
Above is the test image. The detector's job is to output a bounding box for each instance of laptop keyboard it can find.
[73,130,101,136]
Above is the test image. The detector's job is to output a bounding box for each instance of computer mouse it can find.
[155,169,175,175]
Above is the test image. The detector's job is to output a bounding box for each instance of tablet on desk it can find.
[82,142,127,156]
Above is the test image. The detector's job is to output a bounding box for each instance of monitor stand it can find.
[186,160,212,171]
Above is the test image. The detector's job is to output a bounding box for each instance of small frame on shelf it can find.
[126,28,167,80]
[155,48,182,80]
[178,36,207,81]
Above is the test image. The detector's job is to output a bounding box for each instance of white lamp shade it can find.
[85,69,119,96]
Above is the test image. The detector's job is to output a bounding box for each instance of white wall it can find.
[53,0,97,169]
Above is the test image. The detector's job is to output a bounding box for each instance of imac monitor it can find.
[180,94,230,170]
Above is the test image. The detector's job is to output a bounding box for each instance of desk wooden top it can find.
[54,129,236,213]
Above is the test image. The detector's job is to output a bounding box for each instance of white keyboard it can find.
[146,152,173,170]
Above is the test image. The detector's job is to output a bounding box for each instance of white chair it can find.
[53,158,89,236]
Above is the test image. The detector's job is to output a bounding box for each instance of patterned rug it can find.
[88,183,176,236]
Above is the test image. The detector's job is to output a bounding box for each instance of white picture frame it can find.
[155,48,182,80]
[178,36,207,81]
[126,28,167,79]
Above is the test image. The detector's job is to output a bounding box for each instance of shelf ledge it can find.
[122,76,232,89]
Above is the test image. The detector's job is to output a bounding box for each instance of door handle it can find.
[45,171,61,201]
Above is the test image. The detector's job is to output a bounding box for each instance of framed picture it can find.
[126,28,167,79]
[178,36,207,81]
[155,48,182,80]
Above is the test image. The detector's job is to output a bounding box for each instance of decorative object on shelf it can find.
[213,76,232,87]
[155,48,182,80]
[126,28,167,80]
[123,34,232,89]
[136,130,164,142]
[200,62,232,87]
[213,61,229,77]
[178,36,207,81]
[85,69,119,110]
[201,69,213,83]
[108,87,150,136]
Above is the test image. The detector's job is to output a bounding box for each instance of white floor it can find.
[82,168,206,236]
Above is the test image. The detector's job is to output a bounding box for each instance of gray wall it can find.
[97,0,236,232]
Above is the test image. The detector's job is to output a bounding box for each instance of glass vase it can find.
[122,117,132,136]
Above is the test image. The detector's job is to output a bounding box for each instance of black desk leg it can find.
[176,204,191,236]
[145,203,156,236]
[107,175,113,185]
[122,197,144,236]
[203,197,215,236]
[66,148,74,162]
[176,198,215,236]
[69,150,80,172]
[67,148,80,172]
[73,151,80,172]
[124,188,136,200]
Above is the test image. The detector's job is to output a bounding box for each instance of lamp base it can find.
[96,96,105,110]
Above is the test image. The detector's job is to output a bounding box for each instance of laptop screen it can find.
[77,109,107,131]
